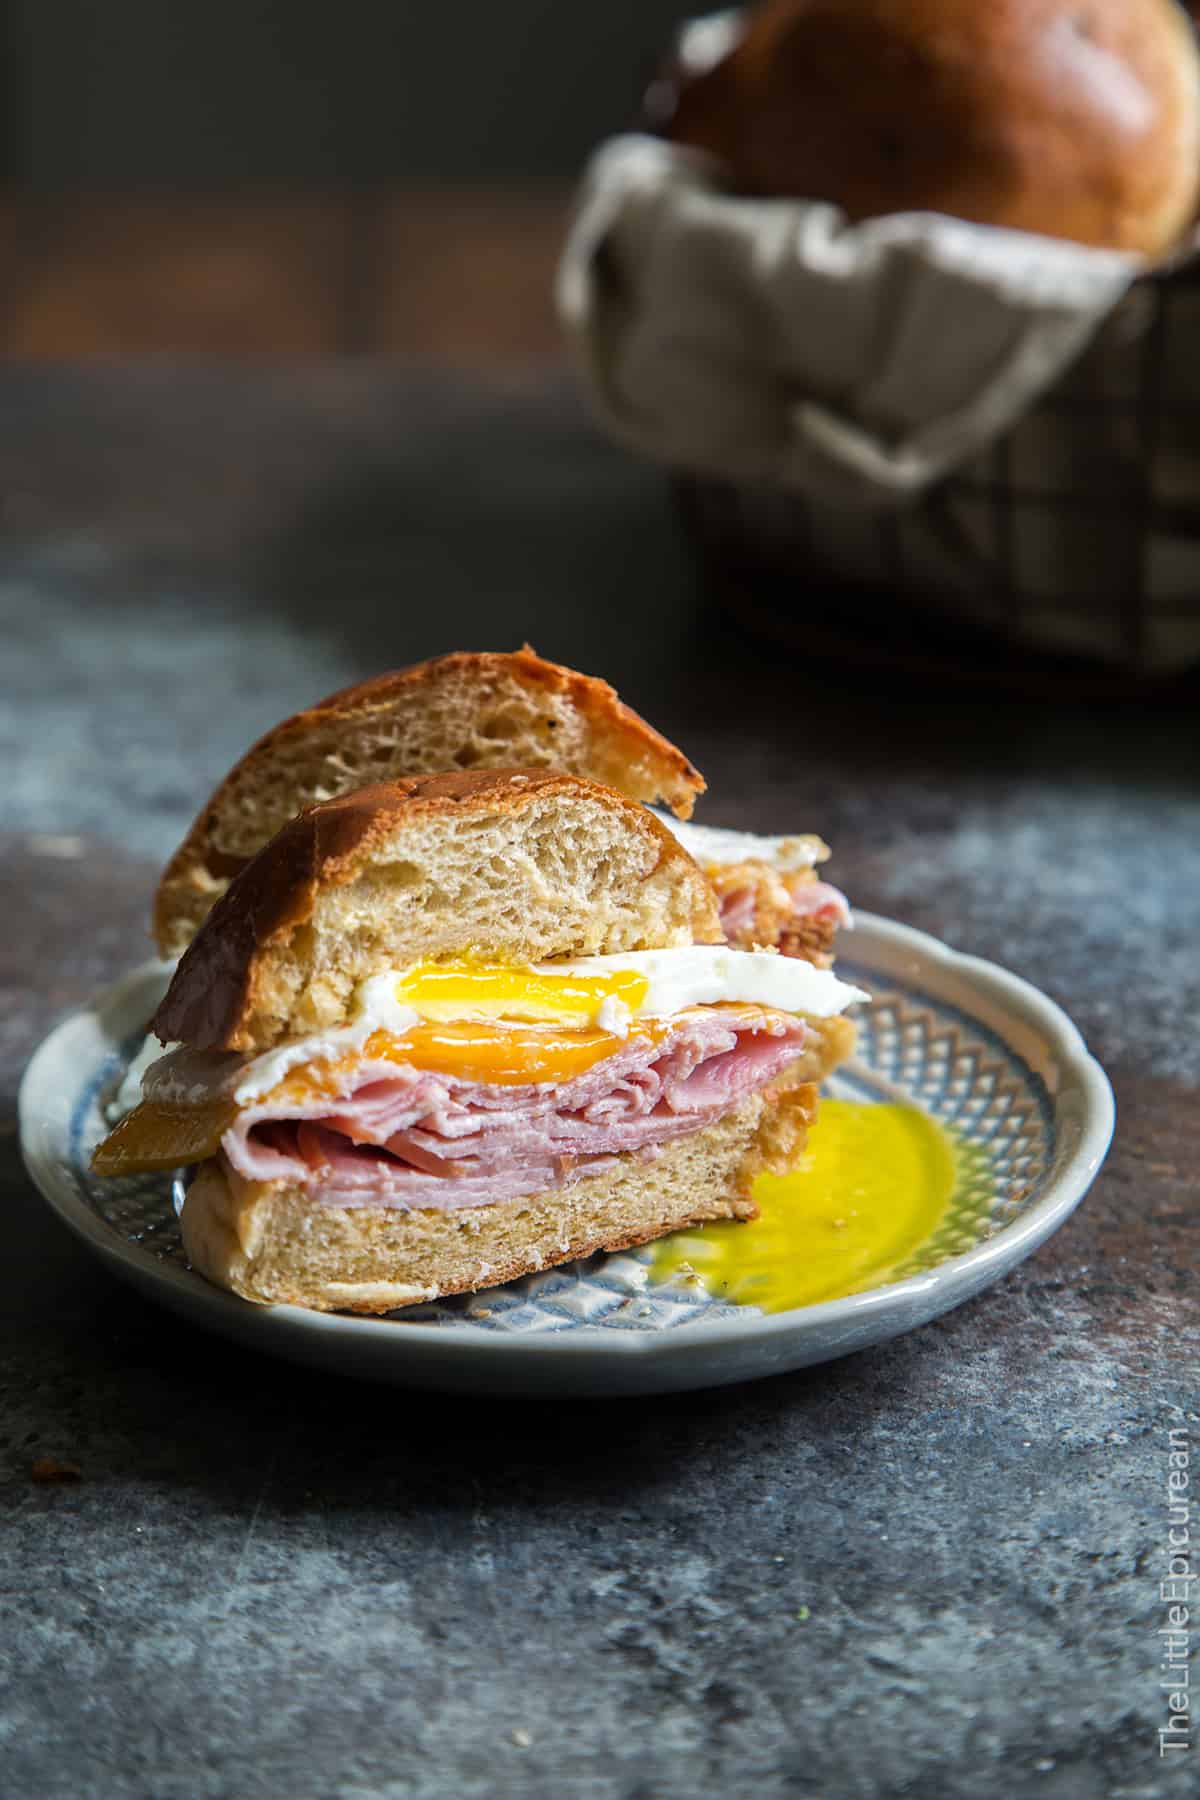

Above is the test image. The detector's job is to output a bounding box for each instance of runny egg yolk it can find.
[274,1023,664,1097]
[394,960,649,1026]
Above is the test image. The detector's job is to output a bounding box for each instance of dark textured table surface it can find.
[1,364,1197,1800]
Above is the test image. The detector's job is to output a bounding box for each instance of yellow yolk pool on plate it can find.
[647,1101,995,1312]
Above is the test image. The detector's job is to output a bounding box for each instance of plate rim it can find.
[18,913,1115,1367]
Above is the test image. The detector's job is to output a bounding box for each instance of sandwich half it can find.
[662,819,851,970]
[96,771,864,1313]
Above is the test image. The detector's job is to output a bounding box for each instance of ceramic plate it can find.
[19,916,1113,1396]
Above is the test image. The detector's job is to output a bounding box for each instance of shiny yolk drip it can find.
[394,960,650,1024]
[648,1101,994,1312]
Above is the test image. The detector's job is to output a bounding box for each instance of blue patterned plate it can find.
[19,916,1113,1395]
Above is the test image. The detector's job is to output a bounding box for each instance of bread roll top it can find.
[153,770,723,1055]
[668,0,1200,258]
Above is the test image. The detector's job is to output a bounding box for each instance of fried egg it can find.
[234,949,866,1102]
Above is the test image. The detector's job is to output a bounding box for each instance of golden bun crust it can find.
[668,0,1200,257]
[154,648,705,957]
[180,1085,817,1312]
[153,770,723,1055]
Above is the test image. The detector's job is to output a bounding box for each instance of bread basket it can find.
[677,262,1200,686]
[558,7,1200,686]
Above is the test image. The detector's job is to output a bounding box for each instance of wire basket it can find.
[678,255,1200,689]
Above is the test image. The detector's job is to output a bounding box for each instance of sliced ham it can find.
[785,879,851,927]
[220,1009,808,1211]
[716,875,851,952]
[717,886,759,940]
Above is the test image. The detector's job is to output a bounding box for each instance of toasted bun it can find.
[180,1085,817,1312]
[154,648,705,958]
[667,0,1200,257]
[153,770,723,1056]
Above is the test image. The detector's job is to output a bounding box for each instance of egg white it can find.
[659,817,830,873]
[546,947,865,1025]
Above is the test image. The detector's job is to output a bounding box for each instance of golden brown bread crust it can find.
[668,0,1200,257]
[153,770,721,1054]
[153,648,705,955]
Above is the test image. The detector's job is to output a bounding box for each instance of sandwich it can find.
[93,771,865,1312]
[152,647,851,976]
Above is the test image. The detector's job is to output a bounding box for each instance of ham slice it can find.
[221,1009,808,1211]
[717,886,760,940]
[785,880,851,927]
[716,876,851,949]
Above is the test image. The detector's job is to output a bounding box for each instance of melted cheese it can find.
[91,1097,237,1177]
[275,1022,660,1094]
